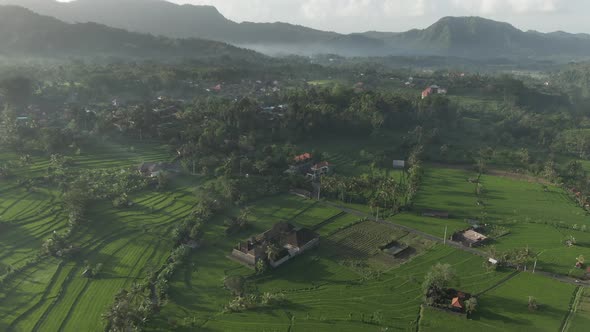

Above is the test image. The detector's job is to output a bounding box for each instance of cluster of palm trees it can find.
[321,174,406,213]
[487,246,536,270]
[103,285,155,332]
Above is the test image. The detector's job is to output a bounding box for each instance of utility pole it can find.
[317,177,321,201]
[443,226,448,245]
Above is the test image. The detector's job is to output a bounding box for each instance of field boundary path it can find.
[322,201,590,287]
[427,162,552,185]
[560,286,584,332]
[475,271,520,297]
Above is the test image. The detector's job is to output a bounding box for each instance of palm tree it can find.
[266,243,281,262]
[528,296,538,311]
[237,207,251,228]
[465,297,478,315]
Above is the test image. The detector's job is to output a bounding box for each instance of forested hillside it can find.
[4,0,590,58]
[0,5,263,60]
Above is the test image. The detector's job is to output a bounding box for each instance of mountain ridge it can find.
[0,5,264,61]
[2,0,590,58]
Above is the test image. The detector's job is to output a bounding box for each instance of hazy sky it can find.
[60,0,590,34]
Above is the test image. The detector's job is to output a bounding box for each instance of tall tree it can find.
[0,76,33,109]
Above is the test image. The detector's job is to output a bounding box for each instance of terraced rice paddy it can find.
[0,185,67,274]
[0,140,196,331]
[0,185,197,331]
[2,142,588,331]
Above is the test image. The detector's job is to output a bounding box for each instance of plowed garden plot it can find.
[322,220,434,270]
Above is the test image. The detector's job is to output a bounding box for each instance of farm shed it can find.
[392,160,406,169]
[452,229,488,247]
[381,241,410,257]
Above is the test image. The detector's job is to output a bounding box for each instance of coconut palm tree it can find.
[266,243,281,262]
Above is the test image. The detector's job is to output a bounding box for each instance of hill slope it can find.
[3,0,590,58]
[0,0,338,44]
[371,16,590,57]
[0,5,263,60]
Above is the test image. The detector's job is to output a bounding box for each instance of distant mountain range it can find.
[2,0,590,59]
[0,5,262,60]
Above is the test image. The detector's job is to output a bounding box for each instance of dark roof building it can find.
[231,222,319,269]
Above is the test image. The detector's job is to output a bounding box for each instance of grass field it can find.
[145,193,517,331]
[9,138,171,178]
[2,138,588,331]
[391,166,590,274]
[151,241,514,331]
[566,287,590,332]
[420,273,576,332]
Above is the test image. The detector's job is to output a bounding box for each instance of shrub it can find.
[224,276,246,296]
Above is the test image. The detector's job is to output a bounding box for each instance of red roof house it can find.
[422,85,447,99]
[294,153,312,163]
[422,87,434,99]
[451,297,463,309]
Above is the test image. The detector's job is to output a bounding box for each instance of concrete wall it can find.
[270,255,291,268]
[296,238,320,255]
[270,238,320,268]
[231,249,256,266]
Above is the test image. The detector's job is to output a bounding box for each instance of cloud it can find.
[300,0,430,20]
[450,0,564,14]
[178,0,566,22]
[164,0,585,33]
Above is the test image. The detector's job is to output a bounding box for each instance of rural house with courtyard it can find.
[230,222,320,268]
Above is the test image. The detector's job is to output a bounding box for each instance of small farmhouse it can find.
[286,153,314,174]
[230,222,319,268]
[421,85,448,99]
[452,229,488,247]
